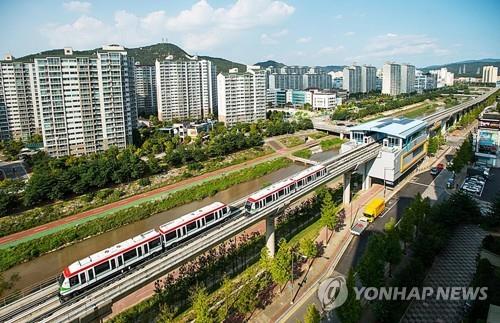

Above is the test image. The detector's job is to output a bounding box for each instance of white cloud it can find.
[297,36,311,43]
[261,29,288,44]
[318,45,344,55]
[344,31,355,36]
[63,1,92,13]
[44,0,295,52]
[347,33,450,61]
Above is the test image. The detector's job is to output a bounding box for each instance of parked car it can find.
[446,177,455,189]
[430,167,439,176]
[350,217,369,236]
[437,163,445,171]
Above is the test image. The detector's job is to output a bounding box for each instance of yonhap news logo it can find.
[317,274,488,310]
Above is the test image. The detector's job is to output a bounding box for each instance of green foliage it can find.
[138,177,151,187]
[468,258,500,322]
[0,158,290,271]
[0,179,24,216]
[292,149,312,159]
[0,140,24,160]
[427,134,445,155]
[383,217,397,233]
[357,234,386,288]
[319,138,346,151]
[279,136,305,148]
[320,190,340,236]
[336,270,362,323]
[190,285,214,323]
[449,135,474,173]
[304,303,321,323]
[270,238,293,287]
[299,237,318,259]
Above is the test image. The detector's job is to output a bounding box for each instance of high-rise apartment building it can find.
[429,68,454,88]
[0,54,40,141]
[267,66,331,90]
[135,63,157,116]
[361,65,377,93]
[482,65,498,83]
[343,65,362,93]
[155,55,217,122]
[415,70,437,93]
[217,66,266,127]
[400,64,416,94]
[34,45,137,157]
[382,62,402,96]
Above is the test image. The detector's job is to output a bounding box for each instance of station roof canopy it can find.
[349,117,427,139]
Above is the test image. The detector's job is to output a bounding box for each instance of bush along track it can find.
[0,158,291,272]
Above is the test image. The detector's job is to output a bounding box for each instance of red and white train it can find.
[58,165,329,299]
[245,164,328,214]
[58,202,231,299]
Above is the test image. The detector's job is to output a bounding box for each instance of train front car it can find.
[159,202,231,250]
[58,229,162,300]
[245,165,328,215]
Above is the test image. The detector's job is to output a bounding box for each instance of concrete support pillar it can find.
[340,133,345,140]
[266,216,275,257]
[441,121,447,135]
[343,171,352,205]
[362,163,371,191]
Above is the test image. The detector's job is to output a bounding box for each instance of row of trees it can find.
[427,134,445,156]
[449,135,474,173]
[353,192,483,322]
[331,85,469,120]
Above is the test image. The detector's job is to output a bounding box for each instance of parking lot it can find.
[478,167,500,202]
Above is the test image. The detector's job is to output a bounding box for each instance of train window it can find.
[278,189,285,197]
[137,247,142,257]
[69,275,79,287]
[187,221,197,232]
[297,180,303,187]
[206,213,215,223]
[80,273,86,284]
[110,259,116,270]
[144,244,149,254]
[307,175,312,182]
[118,256,123,267]
[123,249,137,262]
[88,269,94,280]
[316,171,320,177]
[266,195,273,203]
[164,231,176,242]
[149,238,161,249]
[94,261,110,276]
[222,207,228,214]
[290,183,296,191]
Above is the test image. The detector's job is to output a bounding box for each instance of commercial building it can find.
[415,70,437,93]
[134,63,157,116]
[475,105,500,167]
[343,65,362,94]
[342,117,428,185]
[482,65,499,83]
[217,66,266,127]
[312,92,337,110]
[34,45,137,157]
[382,62,401,96]
[361,65,377,93]
[429,68,454,88]
[266,88,287,107]
[400,64,416,94]
[285,89,313,107]
[155,55,217,122]
[0,55,40,141]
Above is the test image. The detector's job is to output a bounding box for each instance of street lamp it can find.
[290,250,307,304]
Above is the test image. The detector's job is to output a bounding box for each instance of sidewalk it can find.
[252,184,384,323]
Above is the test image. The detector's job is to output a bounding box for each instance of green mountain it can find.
[13,43,245,73]
[421,59,500,77]
[255,60,286,69]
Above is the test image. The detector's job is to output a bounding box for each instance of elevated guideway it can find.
[0,142,381,323]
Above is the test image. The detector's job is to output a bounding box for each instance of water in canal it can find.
[2,163,306,296]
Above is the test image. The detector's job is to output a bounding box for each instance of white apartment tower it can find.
[0,54,40,141]
[155,55,217,122]
[429,68,454,88]
[343,65,362,94]
[135,63,157,116]
[382,63,402,96]
[35,45,137,157]
[482,65,498,83]
[217,66,266,127]
[400,64,416,94]
[361,65,377,93]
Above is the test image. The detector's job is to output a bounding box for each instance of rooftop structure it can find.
[349,117,427,140]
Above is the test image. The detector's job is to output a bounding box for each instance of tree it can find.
[357,234,385,288]
[320,191,339,244]
[304,303,321,323]
[398,211,415,251]
[383,230,402,277]
[299,237,318,259]
[217,275,234,322]
[190,285,213,323]
[259,246,272,271]
[235,279,259,316]
[270,239,292,288]
[383,217,397,233]
[157,303,177,323]
[336,270,362,323]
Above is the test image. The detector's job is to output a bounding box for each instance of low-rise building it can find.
[266,88,287,107]
[312,92,337,110]
[341,117,428,185]
[285,89,313,107]
[475,105,500,167]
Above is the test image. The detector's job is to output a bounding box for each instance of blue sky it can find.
[1,0,499,67]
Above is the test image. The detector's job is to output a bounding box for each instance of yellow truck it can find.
[363,197,385,222]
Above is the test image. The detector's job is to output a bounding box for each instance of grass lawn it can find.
[320,138,346,151]
[402,103,439,118]
[292,149,312,159]
[309,132,328,140]
[279,136,305,148]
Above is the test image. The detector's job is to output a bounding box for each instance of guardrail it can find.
[2,142,382,322]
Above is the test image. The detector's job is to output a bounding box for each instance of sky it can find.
[1,0,499,68]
